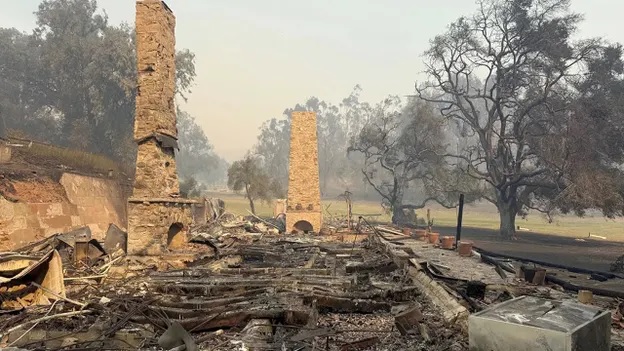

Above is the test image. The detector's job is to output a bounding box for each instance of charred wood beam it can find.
[216,268,331,275]
[303,294,392,313]
[474,247,620,278]
[132,308,310,332]
[345,259,398,274]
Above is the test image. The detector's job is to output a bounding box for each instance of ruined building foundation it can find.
[127,0,201,255]
[285,111,322,233]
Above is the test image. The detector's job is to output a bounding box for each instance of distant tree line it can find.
[248,86,383,199]
[4,0,621,239]
[231,0,624,240]
[0,0,227,188]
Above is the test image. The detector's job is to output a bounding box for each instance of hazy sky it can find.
[1,0,622,161]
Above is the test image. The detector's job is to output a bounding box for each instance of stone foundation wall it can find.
[0,173,128,251]
[126,199,196,255]
[286,111,322,232]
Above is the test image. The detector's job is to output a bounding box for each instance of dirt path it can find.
[435,226,624,273]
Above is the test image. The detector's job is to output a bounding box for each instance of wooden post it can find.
[426,209,431,233]
[456,194,464,247]
[74,239,90,265]
[346,191,353,230]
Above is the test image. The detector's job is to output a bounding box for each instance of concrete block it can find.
[469,295,610,351]
[42,215,73,228]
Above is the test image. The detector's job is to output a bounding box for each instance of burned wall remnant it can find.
[127,0,200,255]
[285,111,322,233]
[0,172,128,251]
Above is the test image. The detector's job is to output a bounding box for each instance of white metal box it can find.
[469,295,611,351]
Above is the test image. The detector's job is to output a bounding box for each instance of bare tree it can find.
[227,155,282,215]
[349,97,469,224]
[417,0,600,239]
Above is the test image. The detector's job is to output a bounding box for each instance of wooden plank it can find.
[345,259,398,274]
[394,305,423,335]
[340,337,379,350]
[304,294,391,313]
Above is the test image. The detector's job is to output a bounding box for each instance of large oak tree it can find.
[417,0,624,238]
[0,0,227,185]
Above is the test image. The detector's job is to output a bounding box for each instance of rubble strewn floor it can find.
[0,227,466,350]
[373,229,624,350]
[4,220,624,350]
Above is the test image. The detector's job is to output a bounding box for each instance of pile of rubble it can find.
[3,213,624,350]
[371,227,624,351]
[0,216,468,351]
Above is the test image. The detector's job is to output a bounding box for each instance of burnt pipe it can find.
[546,274,624,299]
[473,246,623,279]
[474,246,624,298]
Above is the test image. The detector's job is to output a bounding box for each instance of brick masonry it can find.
[285,111,322,233]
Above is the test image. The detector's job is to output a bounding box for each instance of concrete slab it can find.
[386,236,506,285]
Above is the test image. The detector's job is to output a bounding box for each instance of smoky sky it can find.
[2,0,621,161]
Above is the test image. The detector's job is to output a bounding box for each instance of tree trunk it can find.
[391,194,410,225]
[392,206,408,225]
[248,198,256,215]
[0,107,6,139]
[497,201,517,240]
[245,184,256,215]
[320,166,328,197]
[390,190,409,225]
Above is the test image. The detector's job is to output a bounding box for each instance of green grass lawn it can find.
[209,192,624,241]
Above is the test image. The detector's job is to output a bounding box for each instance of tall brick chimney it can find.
[285,111,322,233]
[133,0,179,198]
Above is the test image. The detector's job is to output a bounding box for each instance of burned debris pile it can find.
[3,215,624,350]
[0,218,468,351]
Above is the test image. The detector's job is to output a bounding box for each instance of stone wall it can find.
[60,173,127,235]
[0,173,128,251]
[126,199,197,255]
[134,0,176,140]
[133,0,179,198]
[286,111,322,233]
[132,139,179,197]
